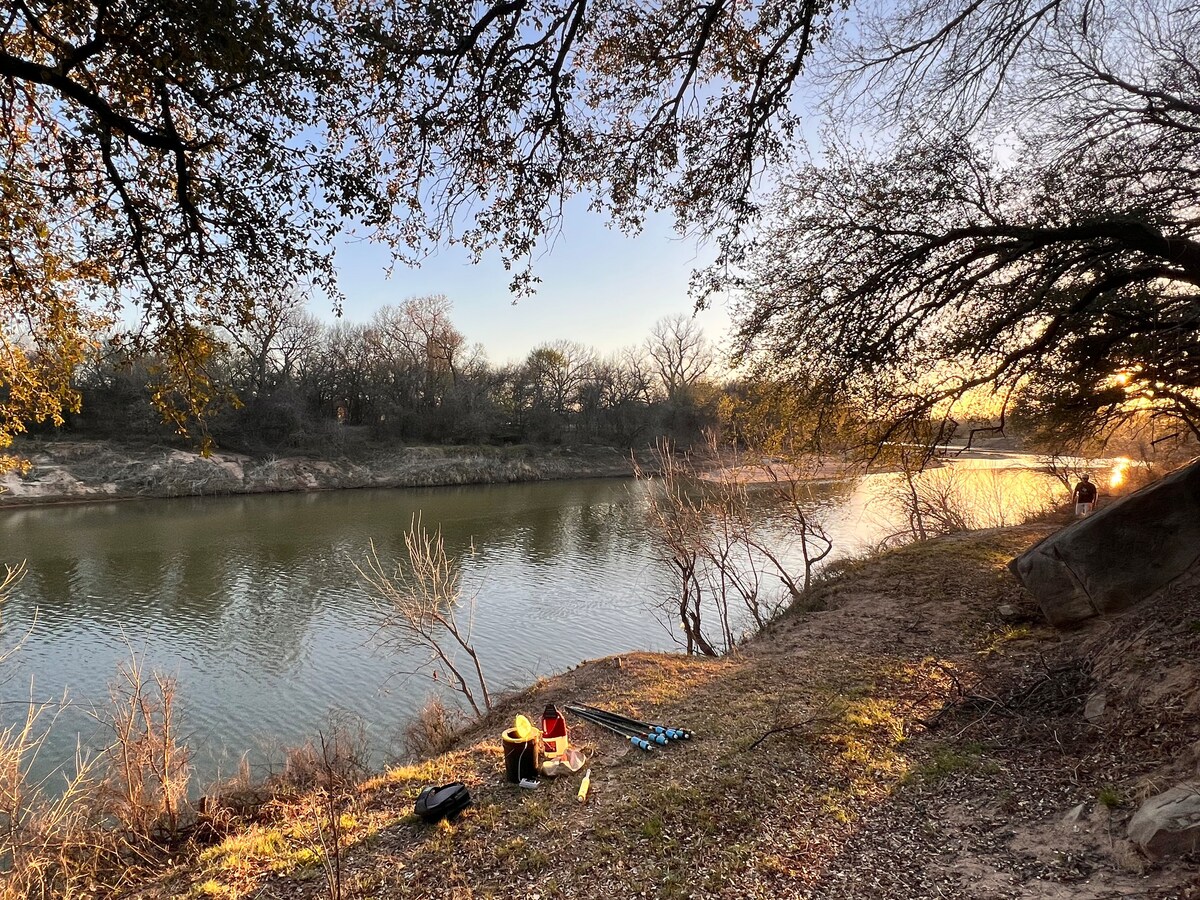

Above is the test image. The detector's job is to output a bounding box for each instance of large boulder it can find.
[1009,458,1200,627]
[1127,782,1200,858]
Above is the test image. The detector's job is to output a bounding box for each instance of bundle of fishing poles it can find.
[564,702,694,752]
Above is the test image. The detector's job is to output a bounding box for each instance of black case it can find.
[414,782,472,822]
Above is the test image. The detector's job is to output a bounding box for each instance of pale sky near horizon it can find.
[321,196,735,367]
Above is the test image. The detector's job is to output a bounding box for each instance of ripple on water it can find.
[0,481,676,783]
[1,464,1064,786]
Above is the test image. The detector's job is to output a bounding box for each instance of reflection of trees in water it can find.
[574,492,647,558]
[395,480,648,567]
[24,556,80,612]
[0,480,687,773]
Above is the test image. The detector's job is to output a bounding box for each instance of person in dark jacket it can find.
[1072,474,1098,516]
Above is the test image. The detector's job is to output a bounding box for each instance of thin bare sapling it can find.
[358,515,492,716]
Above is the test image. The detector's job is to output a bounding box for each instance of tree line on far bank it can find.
[55,297,724,454]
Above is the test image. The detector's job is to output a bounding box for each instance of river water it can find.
[0,453,1099,785]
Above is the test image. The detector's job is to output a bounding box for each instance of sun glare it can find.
[1109,458,1131,489]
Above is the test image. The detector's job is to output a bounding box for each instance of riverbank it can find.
[0,438,869,509]
[0,440,643,507]
[122,518,1198,899]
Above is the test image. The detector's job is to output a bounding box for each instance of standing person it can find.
[1072,474,1098,516]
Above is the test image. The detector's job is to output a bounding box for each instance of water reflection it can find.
[0,458,1077,784]
[0,480,672,782]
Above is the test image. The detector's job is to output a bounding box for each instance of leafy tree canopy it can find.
[0,0,832,467]
[733,0,1200,455]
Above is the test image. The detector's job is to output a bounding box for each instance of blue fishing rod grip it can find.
[628,736,653,751]
[654,724,689,740]
[652,734,668,745]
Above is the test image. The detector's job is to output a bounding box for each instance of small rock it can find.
[1084,692,1107,723]
[1127,781,1200,858]
[997,604,1022,621]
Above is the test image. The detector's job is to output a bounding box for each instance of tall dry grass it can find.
[0,697,108,899]
[93,652,192,844]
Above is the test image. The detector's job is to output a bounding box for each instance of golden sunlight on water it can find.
[923,463,1062,529]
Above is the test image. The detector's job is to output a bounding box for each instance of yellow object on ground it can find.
[577,768,591,803]
[513,714,537,741]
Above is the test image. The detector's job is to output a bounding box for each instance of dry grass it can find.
[120,522,1200,899]
[402,696,463,760]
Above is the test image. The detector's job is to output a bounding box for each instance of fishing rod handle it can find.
[628,736,653,751]
[649,724,692,740]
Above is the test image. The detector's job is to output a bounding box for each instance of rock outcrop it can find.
[1009,458,1200,627]
[1127,782,1200,858]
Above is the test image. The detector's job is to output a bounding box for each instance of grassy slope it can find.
[132,519,1200,900]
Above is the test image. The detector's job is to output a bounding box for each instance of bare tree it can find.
[358,516,492,717]
[735,0,1200,455]
[645,315,715,403]
[636,448,718,656]
[524,340,597,417]
[757,462,834,595]
[636,441,824,655]
[219,287,320,396]
[369,296,465,411]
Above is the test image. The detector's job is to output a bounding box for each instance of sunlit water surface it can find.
[0,453,1103,784]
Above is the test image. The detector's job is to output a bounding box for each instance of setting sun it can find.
[1109,458,1131,488]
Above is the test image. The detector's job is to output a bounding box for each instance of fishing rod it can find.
[568,706,666,749]
[569,707,660,751]
[565,706,663,750]
[567,703,693,740]
[566,702,693,741]
[568,707,682,745]
[566,704,676,742]
[582,708,692,742]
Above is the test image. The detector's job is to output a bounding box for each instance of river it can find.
[0,453,1105,786]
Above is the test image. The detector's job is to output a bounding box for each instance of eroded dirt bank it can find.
[0,440,639,506]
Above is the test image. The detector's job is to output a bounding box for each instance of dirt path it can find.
[132,521,1199,899]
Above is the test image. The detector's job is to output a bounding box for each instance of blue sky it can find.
[323,197,734,366]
